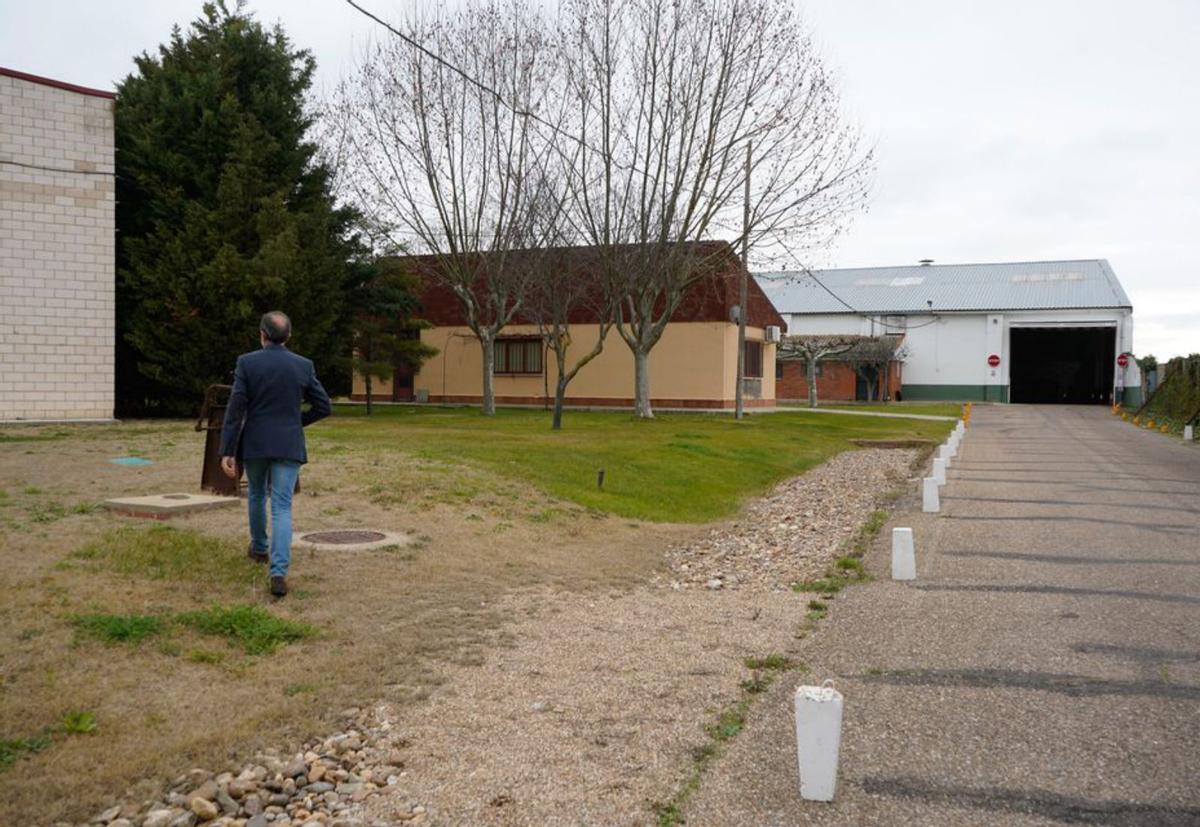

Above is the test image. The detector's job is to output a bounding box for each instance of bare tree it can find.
[332,0,563,414]
[778,334,860,408]
[844,337,907,402]
[524,248,613,429]
[558,0,872,417]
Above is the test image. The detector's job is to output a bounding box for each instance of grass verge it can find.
[323,405,954,522]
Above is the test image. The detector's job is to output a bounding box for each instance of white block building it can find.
[761,259,1139,405]
[1,67,116,422]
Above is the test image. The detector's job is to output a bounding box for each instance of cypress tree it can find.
[115,1,358,414]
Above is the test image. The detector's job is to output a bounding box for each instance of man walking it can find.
[220,311,332,596]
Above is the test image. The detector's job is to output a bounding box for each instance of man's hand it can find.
[220,456,238,479]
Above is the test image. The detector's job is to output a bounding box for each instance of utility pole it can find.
[735,140,751,420]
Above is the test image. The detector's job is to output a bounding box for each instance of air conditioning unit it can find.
[764,325,782,343]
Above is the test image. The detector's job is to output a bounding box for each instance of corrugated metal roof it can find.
[757,259,1132,314]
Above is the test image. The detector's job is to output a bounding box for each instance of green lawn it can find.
[321,405,951,522]
[780,402,963,418]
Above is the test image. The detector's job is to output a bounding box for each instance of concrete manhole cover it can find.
[294,529,408,552]
[303,530,387,544]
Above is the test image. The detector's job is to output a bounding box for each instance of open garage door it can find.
[1010,327,1115,404]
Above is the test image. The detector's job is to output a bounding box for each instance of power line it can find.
[0,158,114,177]
[343,0,640,175]
[345,0,909,334]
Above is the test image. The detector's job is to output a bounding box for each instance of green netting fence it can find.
[1140,355,1200,430]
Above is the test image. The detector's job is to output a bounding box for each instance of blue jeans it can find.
[244,458,301,577]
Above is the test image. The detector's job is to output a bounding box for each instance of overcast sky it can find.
[2,0,1196,357]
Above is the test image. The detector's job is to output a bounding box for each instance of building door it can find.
[1009,327,1115,404]
[391,365,414,401]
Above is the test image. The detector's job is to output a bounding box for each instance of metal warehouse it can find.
[761,259,1139,405]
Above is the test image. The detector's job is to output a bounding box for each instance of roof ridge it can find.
[757,258,1107,276]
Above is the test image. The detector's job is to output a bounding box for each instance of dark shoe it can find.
[270,575,288,597]
[247,543,268,564]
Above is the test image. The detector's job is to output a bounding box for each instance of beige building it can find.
[0,67,115,422]
[351,243,786,410]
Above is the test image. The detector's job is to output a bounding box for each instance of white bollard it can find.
[933,457,947,485]
[937,444,951,463]
[1186,425,1195,442]
[947,437,958,459]
[891,527,916,580]
[922,477,940,512]
[794,681,844,802]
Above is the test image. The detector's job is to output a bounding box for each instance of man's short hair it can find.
[260,311,292,344]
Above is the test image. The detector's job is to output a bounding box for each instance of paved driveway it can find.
[685,405,1200,826]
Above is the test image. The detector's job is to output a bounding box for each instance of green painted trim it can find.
[902,384,1009,403]
[1121,387,1142,408]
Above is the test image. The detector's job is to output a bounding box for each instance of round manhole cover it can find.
[302,530,388,545]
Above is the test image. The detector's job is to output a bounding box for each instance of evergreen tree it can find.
[348,259,438,415]
[115,1,358,414]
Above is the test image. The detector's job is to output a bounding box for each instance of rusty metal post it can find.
[195,384,240,496]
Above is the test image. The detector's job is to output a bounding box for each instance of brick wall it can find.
[778,359,903,403]
[0,71,115,421]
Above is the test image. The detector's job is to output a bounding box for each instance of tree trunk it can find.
[365,373,373,416]
[552,374,568,430]
[633,348,653,418]
[480,334,496,416]
[807,355,818,408]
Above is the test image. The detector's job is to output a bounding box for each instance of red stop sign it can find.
[987,354,1001,367]
[1117,353,1129,367]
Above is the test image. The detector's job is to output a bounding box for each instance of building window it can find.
[775,360,784,380]
[799,361,823,378]
[744,341,763,378]
[494,338,543,375]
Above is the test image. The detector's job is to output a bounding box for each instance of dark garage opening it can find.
[1010,327,1115,404]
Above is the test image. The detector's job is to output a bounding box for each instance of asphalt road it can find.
[685,405,1200,826]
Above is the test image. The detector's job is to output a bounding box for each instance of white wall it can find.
[783,308,1134,393]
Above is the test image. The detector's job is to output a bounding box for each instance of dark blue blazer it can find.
[219,343,332,464]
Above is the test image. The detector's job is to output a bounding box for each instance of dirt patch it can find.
[0,420,686,824]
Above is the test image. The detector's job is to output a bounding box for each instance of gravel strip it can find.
[659,448,918,591]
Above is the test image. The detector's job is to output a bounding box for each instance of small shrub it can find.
[185,649,225,665]
[60,711,97,734]
[73,613,165,644]
[176,605,315,655]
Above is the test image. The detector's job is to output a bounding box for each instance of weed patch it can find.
[0,734,52,771]
[743,654,793,671]
[72,526,260,587]
[61,711,97,735]
[792,575,849,595]
[176,605,315,655]
[72,613,165,645]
